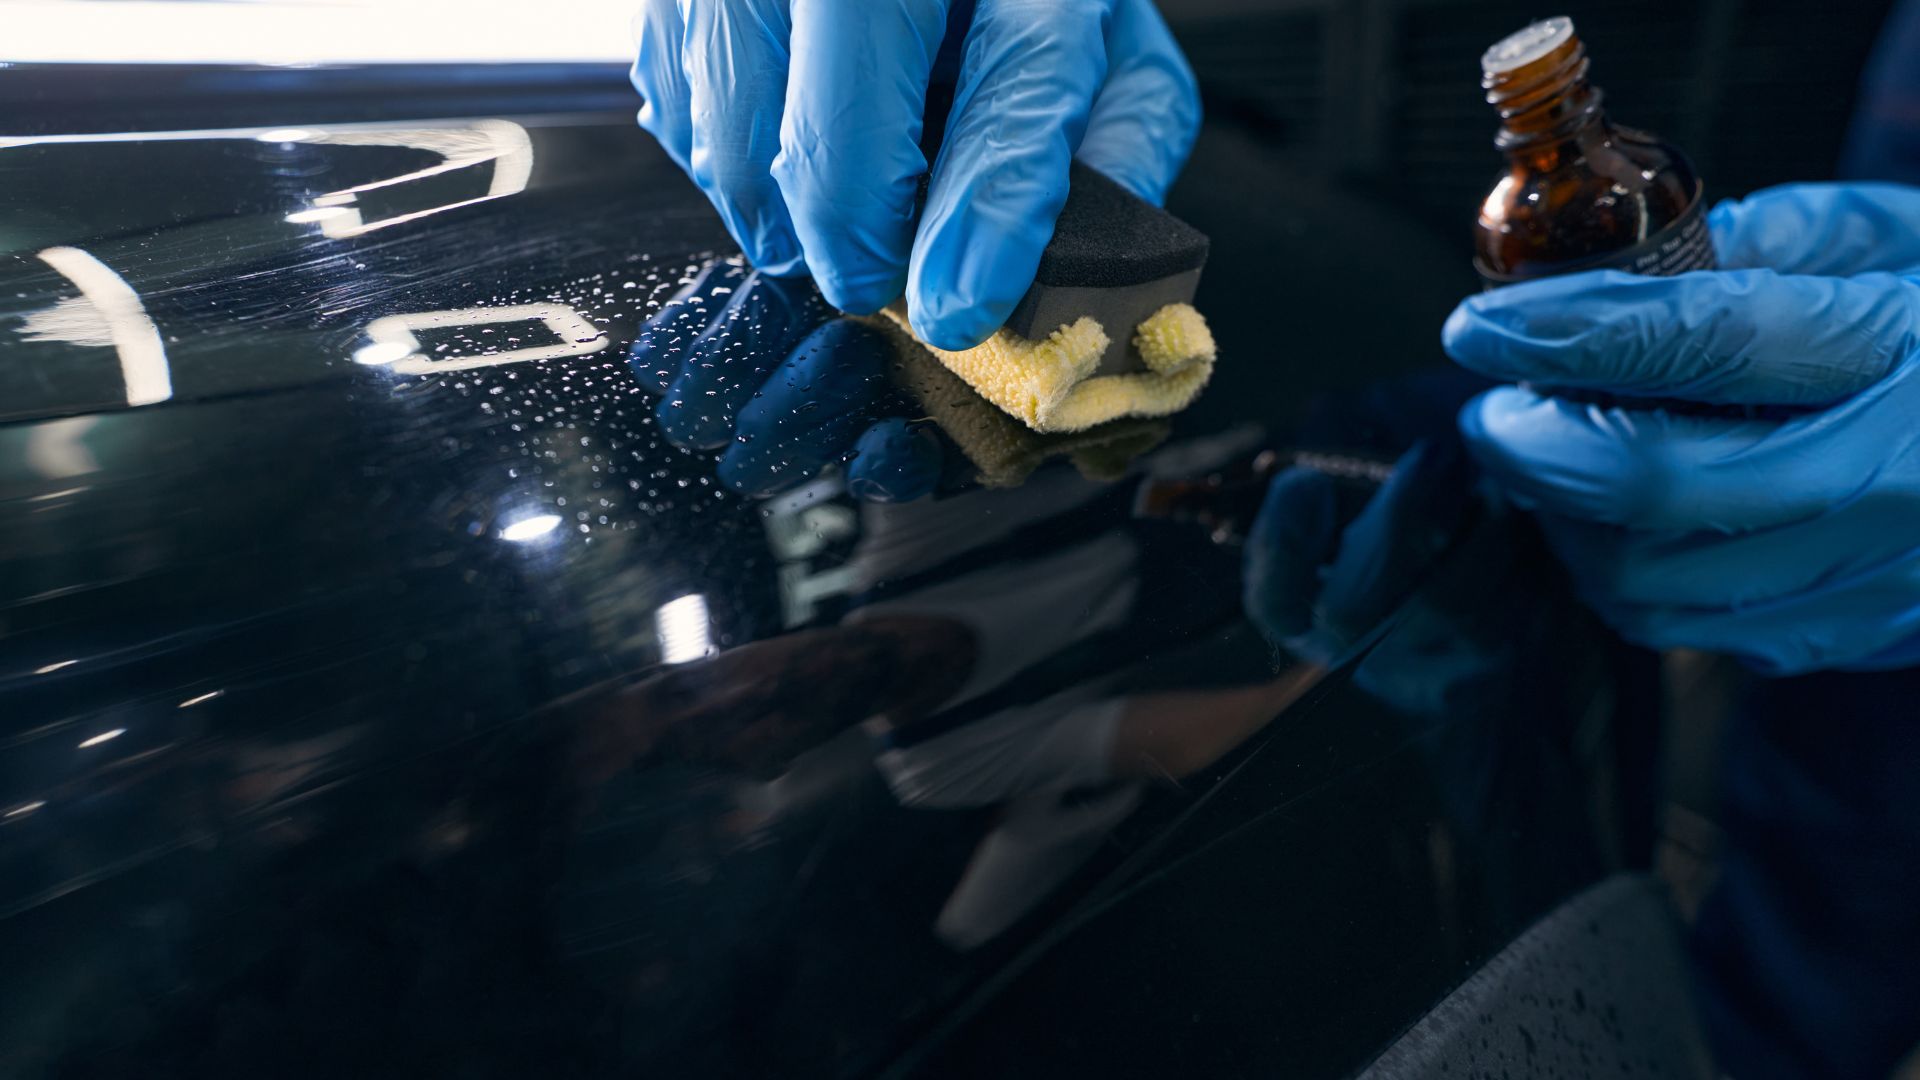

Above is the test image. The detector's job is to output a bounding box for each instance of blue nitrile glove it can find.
[631,261,943,501]
[630,0,1200,350]
[1444,182,1920,676]
[1242,440,1469,669]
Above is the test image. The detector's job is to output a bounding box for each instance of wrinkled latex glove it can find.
[1444,182,1920,675]
[630,0,1200,350]
[632,261,942,501]
[1242,441,1469,670]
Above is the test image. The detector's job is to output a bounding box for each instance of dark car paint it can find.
[0,90,1654,1078]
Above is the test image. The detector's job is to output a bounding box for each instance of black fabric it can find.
[1692,667,1920,1080]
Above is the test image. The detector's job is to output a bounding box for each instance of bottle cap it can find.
[1482,16,1574,75]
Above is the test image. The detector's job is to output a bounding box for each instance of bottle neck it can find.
[1485,36,1606,152]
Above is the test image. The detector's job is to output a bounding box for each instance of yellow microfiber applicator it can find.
[878,302,1216,435]
[865,311,1172,488]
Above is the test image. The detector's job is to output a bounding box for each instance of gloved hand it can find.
[1443,182,1920,675]
[632,260,943,501]
[630,0,1200,350]
[1243,441,1469,670]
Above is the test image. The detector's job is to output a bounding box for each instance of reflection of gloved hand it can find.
[1445,182,1920,675]
[1242,441,1468,669]
[630,0,1200,350]
[631,261,941,500]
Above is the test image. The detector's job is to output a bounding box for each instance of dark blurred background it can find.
[1171,0,1894,224]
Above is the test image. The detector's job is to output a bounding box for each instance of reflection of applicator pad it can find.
[866,313,1170,488]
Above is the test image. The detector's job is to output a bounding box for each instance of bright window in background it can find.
[1,0,638,65]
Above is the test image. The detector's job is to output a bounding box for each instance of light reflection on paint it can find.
[295,121,534,238]
[35,247,172,407]
[500,514,563,543]
[3,120,534,240]
[352,341,415,367]
[79,728,127,749]
[358,304,606,375]
[284,206,354,225]
[655,594,714,665]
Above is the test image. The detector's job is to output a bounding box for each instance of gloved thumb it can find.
[1442,268,1917,407]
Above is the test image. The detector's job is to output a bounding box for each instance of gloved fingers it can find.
[1576,556,1920,677]
[775,0,949,314]
[1442,268,1916,407]
[1317,440,1470,644]
[907,0,1112,349]
[1074,0,1200,206]
[1242,465,1341,643]
[1534,501,1920,614]
[681,0,807,276]
[716,318,894,496]
[1710,182,1920,277]
[845,418,944,503]
[658,272,832,450]
[629,259,751,395]
[632,0,695,173]
[1459,385,1897,533]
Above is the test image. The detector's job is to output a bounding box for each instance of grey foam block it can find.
[1003,161,1210,373]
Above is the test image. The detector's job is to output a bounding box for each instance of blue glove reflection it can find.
[632,262,942,502]
[630,0,1200,350]
[1444,182,1920,675]
[1242,441,1468,669]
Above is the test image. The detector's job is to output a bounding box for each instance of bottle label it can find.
[1476,184,1717,287]
[1484,185,1747,417]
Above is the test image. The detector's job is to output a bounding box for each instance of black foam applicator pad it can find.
[1000,162,1210,372]
[1028,161,1210,289]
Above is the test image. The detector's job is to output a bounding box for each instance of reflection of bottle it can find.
[1473,17,1715,287]
[1131,448,1392,546]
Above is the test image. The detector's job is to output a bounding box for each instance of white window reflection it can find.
[358,303,606,374]
[24,417,102,480]
[499,514,563,543]
[283,206,355,226]
[282,121,534,237]
[1,119,535,240]
[655,594,715,665]
[29,247,172,408]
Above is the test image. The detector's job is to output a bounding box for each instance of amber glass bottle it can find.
[1473,17,1715,285]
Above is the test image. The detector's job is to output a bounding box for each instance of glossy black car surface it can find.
[1,62,1657,1079]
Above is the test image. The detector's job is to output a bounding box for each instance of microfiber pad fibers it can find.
[879,302,1216,435]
